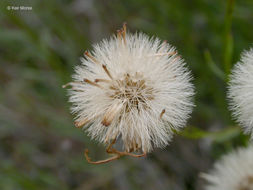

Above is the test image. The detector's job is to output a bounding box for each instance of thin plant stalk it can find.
[223,0,235,77]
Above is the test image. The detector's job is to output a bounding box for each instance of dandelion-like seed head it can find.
[202,145,253,190]
[64,24,194,162]
[228,48,253,136]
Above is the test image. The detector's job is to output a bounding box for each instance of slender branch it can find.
[84,149,120,164]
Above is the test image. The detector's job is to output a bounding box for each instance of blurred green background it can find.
[0,0,253,189]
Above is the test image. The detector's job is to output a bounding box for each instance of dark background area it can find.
[0,0,253,189]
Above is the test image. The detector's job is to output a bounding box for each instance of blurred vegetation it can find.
[0,0,253,189]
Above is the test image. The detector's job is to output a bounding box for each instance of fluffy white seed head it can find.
[67,28,194,153]
[202,145,253,190]
[228,48,253,136]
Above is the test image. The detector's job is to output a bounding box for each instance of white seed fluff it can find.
[228,48,253,136]
[67,30,194,153]
[202,145,253,190]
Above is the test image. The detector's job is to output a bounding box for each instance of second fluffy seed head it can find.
[228,48,253,137]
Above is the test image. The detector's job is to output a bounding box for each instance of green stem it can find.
[176,126,242,142]
[204,50,226,81]
[223,0,235,77]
